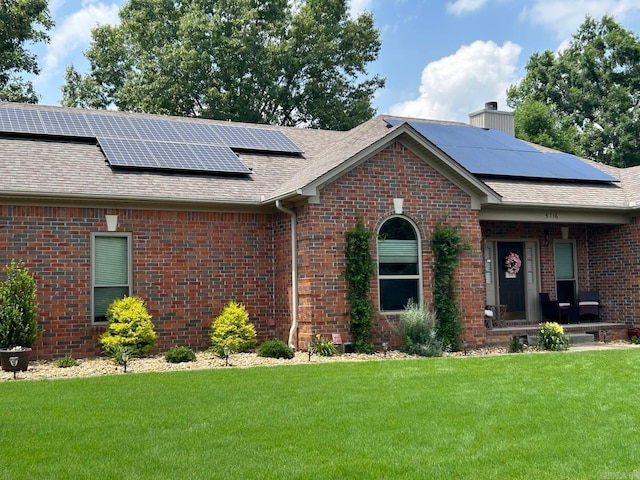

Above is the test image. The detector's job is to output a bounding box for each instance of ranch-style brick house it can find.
[0,101,637,359]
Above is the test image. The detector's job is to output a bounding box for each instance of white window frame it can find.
[91,232,132,324]
[377,216,422,312]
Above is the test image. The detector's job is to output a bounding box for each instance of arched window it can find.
[377,216,421,311]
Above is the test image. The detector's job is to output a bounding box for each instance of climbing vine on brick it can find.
[345,219,374,353]
[430,224,464,351]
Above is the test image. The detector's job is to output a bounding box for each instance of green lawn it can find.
[2,350,640,479]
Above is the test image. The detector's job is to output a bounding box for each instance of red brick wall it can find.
[0,205,276,359]
[0,142,500,359]
[294,142,485,349]
[587,221,639,323]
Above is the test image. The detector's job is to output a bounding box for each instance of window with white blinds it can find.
[377,217,421,311]
[93,234,131,323]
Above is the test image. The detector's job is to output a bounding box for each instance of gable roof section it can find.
[266,117,502,207]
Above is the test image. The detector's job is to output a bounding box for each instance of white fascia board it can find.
[480,204,630,224]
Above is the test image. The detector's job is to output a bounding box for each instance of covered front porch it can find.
[479,204,636,340]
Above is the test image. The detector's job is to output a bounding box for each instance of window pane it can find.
[95,236,128,285]
[555,242,574,279]
[379,263,418,275]
[380,279,418,311]
[379,217,417,240]
[94,286,128,321]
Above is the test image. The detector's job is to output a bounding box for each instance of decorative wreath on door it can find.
[505,252,522,274]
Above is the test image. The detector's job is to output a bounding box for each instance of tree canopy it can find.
[61,0,385,130]
[0,0,53,103]
[507,16,640,167]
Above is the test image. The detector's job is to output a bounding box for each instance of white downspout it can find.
[275,200,298,349]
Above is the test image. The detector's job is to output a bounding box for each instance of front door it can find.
[497,242,525,319]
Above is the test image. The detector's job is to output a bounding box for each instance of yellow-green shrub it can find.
[99,296,157,357]
[210,301,256,356]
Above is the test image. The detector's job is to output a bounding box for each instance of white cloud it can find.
[349,0,374,17]
[35,3,120,86]
[521,0,640,39]
[446,0,489,15]
[389,40,521,122]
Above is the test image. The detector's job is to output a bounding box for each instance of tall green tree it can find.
[507,16,640,167]
[513,98,583,156]
[61,0,384,130]
[0,0,53,103]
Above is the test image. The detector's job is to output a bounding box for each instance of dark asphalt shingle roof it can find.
[0,102,637,212]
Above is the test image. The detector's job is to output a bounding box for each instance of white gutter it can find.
[275,200,298,349]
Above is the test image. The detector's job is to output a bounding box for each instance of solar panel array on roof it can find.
[98,138,252,174]
[0,105,304,175]
[385,118,619,183]
[0,106,302,152]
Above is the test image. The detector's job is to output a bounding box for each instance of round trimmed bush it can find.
[99,296,157,358]
[165,346,196,363]
[210,301,257,357]
[257,339,294,359]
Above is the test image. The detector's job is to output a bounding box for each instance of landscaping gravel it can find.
[1,342,635,382]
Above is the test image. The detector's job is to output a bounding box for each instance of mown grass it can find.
[2,349,640,479]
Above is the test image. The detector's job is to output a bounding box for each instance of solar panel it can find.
[132,118,183,143]
[385,118,618,183]
[98,138,156,168]
[39,110,94,137]
[98,137,252,174]
[169,120,223,145]
[187,143,254,173]
[207,123,303,153]
[0,107,47,135]
[85,114,140,140]
[240,126,303,153]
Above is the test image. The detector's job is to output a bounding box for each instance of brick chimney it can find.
[468,101,515,136]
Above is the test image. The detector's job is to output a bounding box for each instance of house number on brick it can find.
[544,212,559,219]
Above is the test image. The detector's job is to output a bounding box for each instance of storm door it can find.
[497,241,526,318]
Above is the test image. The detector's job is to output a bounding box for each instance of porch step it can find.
[568,333,597,345]
[527,332,596,346]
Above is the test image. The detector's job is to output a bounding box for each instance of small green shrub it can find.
[210,301,257,357]
[0,260,39,349]
[54,356,79,368]
[538,322,569,351]
[257,339,294,359]
[397,301,443,357]
[509,335,524,353]
[313,334,338,357]
[165,346,196,363]
[108,345,132,365]
[631,336,640,345]
[99,296,157,358]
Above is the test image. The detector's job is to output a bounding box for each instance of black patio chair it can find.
[539,293,561,322]
[539,292,576,324]
[578,291,600,322]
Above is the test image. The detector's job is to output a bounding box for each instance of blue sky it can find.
[30,0,640,123]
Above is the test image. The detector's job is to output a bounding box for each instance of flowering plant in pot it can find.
[0,261,39,372]
[627,327,640,342]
